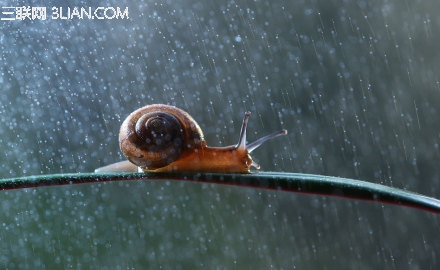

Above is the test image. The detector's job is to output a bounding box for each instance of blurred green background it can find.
[1,0,439,268]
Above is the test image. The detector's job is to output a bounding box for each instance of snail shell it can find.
[95,104,287,173]
[119,104,204,170]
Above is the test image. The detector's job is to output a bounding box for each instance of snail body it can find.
[96,104,287,173]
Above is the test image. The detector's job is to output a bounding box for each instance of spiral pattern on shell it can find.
[119,104,204,170]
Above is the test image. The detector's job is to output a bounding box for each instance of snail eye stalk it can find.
[235,111,288,153]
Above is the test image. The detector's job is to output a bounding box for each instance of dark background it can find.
[0,0,439,268]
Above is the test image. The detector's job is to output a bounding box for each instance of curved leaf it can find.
[0,172,439,214]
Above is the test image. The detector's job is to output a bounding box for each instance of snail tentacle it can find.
[247,129,288,153]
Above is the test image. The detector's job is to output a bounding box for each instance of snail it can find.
[95,104,287,173]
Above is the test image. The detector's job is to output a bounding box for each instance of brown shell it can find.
[119,104,204,170]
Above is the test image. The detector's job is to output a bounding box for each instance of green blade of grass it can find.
[1,172,439,214]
